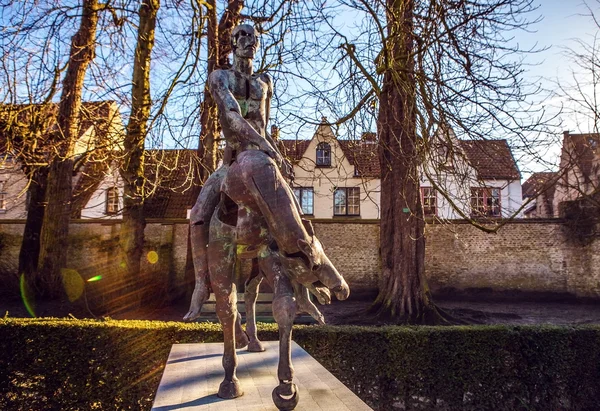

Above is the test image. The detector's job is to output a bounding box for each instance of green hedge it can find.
[1,318,599,410]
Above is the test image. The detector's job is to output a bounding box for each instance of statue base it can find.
[152,341,372,410]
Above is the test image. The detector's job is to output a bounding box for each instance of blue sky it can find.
[507,1,599,173]
[518,1,597,78]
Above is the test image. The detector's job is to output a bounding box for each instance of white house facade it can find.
[281,122,523,220]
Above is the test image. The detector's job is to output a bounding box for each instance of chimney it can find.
[271,124,279,141]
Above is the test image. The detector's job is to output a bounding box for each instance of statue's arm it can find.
[209,70,277,158]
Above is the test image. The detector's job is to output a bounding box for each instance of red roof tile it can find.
[279,139,311,163]
[338,140,380,178]
[522,172,558,198]
[459,139,521,180]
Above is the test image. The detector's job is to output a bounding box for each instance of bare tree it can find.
[37,0,101,298]
[118,0,160,307]
[286,0,546,324]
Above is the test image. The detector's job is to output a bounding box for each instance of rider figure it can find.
[184,24,291,321]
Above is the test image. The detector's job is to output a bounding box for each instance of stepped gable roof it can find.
[562,132,599,183]
[522,172,559,198]
[459,139,521,180]
[143,149,202,219]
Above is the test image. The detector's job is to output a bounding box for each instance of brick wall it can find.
[424,220,599,299]
[1,218,599,302]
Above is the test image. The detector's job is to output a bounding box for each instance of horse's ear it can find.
[301,219,315,237]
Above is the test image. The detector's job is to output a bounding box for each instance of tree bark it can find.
[197,0,244,180]
[217,0,244,68]
[38,0,99,299]
[119,0,159,307]
[18,167,48,291]
[197,0,219,180]
[370,0,450,324]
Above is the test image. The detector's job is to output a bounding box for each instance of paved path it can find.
[152,341,372,411]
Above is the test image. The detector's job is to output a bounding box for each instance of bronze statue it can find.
[183,24,350,410]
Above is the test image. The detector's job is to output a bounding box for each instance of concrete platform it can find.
[152,341,372,411]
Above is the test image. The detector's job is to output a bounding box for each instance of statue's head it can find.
[231,24,259,59]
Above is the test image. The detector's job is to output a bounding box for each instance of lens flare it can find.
[87,275,103,282]
[61,268,84,302]
[19,274,36,317]
[147,251,159,264]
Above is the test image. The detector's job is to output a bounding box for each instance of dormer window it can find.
[316,142,331,167]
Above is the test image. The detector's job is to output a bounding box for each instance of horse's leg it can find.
[245,259,265,352]
[235,309,249,349]
[208,217,243,399]
[184,167,226,321]
[259,254,299,410]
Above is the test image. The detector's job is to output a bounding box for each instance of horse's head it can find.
[279,233,350,303]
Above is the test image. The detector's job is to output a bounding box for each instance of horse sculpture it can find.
[204,149,350,410]
[183,23,350,410]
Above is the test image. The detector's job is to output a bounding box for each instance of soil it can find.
[2,295,600,326]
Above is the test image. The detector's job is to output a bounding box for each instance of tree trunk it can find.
[119,0,159,308]
[19,167,48,291]
[197,0,219,180]
[370,0,449,324]
[217,0,244,68]
[38,0,99,299]
[197,0,244,180]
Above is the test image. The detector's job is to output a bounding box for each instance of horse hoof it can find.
[248,340,265,352]
[218,379,243,399]
[272,382,299,410]
[182,310,200,322]
[236,332,249,349]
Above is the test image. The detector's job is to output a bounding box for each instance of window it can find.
[421,187,437,217]
[293,187,314,215]
[105,187,119,214]
[316,142,331,167]
[471,187,501,217]
[334,187,360,216]
[0,181,6,212]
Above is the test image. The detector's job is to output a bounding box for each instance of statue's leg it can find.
[244,261,265,352]
[184,167,226,322]
[208,213,243,399]
[294,282,325,325]
[259,254,299,410]
[235,151,308,254]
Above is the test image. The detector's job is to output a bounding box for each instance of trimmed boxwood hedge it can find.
[1,318,599,410]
